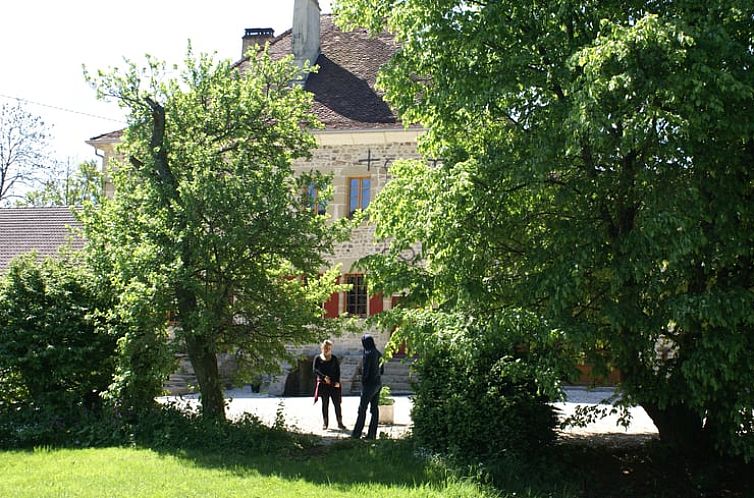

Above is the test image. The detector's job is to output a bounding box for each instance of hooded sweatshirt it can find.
[361,334,383,387]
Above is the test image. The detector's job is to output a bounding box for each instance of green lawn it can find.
[0,443,496,498]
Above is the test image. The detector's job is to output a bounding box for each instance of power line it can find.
[0,93,126,124]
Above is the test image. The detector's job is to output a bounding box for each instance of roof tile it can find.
[0,207,84,270]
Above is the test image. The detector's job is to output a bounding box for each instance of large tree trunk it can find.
[144,97,226,420]
[185,333,226,420]
[642,401,709,455]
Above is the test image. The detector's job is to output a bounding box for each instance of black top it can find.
[313,354,341,384]
[361,334,383,387]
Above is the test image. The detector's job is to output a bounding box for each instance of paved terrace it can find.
[161,386,658,440]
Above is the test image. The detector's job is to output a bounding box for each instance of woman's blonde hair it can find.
[321,339,333,349]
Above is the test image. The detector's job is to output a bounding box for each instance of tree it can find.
[18,160,103,207]
[82,49,346,419]
[335,1,754,458]
[0,102,51,205]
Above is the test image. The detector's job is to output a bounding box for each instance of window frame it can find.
[347,176,371,217]
[307,183,327,216]
[344,273,368,316]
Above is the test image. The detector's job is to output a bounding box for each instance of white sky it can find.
[0,0,332,166]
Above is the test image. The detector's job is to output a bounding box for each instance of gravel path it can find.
[161,386,658,440]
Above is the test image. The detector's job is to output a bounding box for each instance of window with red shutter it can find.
[368,292,383,315]
[323,276,340,318]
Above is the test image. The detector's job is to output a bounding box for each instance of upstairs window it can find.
[307,183,326,215]
[348,177,371,217]
[345,274,367,316]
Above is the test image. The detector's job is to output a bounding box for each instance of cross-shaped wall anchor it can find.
[358,149,381,171]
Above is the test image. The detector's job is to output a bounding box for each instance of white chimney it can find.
[292,0,320,72]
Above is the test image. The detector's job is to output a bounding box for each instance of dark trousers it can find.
[320,385,342,427]
[352,383,381,439]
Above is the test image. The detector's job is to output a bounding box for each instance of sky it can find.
[0,0,333,167]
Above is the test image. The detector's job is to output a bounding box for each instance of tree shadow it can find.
[148,434,445,490]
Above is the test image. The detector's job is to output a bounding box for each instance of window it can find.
[348,177,371,217]
[345,274,367,316]
[307,183,326,215]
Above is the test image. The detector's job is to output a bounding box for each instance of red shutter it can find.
[391,295,401,309]
[324,277,340,318]
[369,293,383,315]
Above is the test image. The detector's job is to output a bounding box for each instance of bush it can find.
[0,252,117,416]
[0,402,306,453]
[403,309,563,462]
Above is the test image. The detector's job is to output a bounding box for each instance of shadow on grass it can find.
[153,435,456,491]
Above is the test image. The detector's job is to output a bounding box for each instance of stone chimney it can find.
[242,28,275,58]
[292,0,320,70]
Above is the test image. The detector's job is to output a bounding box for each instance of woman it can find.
[313,339,347,430]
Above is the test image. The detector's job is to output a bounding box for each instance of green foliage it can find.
[384,308,562,462]
[0,252,117,414]
[378,385,394,405]
[82,47,350,418]
[18,160,103,207]
[336,0,754,459]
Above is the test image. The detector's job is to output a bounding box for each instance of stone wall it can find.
[260,134,421,396]
[263,326,393,396]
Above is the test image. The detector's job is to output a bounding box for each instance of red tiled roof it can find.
[89,14,403,143]
[87,129,123,143]
[239,15,401,130]
[0,207,84,270]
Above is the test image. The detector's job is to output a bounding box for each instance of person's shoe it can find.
[338,424,348,430]
[322,424,328,430]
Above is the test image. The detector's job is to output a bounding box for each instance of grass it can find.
[2,406,752,498]
[2,435,753,497]
[0,440,495,498]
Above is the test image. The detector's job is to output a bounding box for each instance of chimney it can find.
[242,28,275,58]
[292,0,320,71]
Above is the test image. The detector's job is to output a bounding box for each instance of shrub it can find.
[0,252,117,416]
[399,309,564,462]
[379,385,395,405]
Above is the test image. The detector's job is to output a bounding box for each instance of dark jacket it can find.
[313,354,341,384]
[361,334,383,387]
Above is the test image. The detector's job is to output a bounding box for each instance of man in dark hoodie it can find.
[351,334,384,439]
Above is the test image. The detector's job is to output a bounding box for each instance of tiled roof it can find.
[87,129,123,143]
[240,14,401,130]
[89,14,403,144]
[0,207,84,271]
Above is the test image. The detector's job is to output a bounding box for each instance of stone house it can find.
[87,0,419,396]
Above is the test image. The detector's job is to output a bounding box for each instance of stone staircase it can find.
[343,356,416,395]
[381,357,415,395]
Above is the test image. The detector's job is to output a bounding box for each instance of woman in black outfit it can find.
[313,339,347,430]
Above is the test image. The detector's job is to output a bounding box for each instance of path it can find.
[160,386,658,440]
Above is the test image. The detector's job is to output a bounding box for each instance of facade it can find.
[87,0,419,396]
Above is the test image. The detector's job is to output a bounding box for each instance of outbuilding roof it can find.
[0,207,84,270]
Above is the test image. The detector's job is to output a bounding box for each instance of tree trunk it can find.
[144,96,226,421]
[642,401,709,455]
[185,333,226,420]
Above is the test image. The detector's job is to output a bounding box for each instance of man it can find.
[351,334,384,439]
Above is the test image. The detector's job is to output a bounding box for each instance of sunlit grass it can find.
[0,443,496,498]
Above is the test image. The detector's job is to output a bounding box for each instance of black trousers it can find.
[352,383,381,439]
[320,384,343,426]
